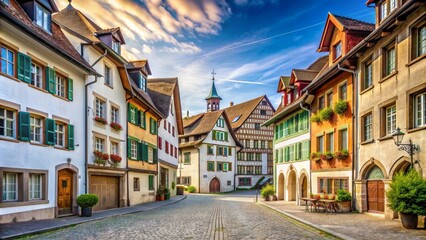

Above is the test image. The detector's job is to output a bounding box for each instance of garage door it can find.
[90,176,119,212]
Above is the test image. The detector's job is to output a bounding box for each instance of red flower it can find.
[94,116,107,125]
[93,151,103,158]
[110,122,123,131]
[101,153,109,160]
[110,154,122,162]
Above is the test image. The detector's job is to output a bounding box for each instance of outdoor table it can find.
[300,197,318,212]
[318,199,337,214]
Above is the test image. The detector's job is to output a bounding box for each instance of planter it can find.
[159,195,165,201]
[264,196,270,201]
[177,187,184,195]
[336,201,351,213]
[81,207,93,217]
[399,212,418,229]
[165,193,170,200]
[272,195,278,201]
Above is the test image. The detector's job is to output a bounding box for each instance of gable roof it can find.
[276,76,291,92]
[148,77,184,135]
[263,93,308,126]
[1,0,98,76]
[128,60,152,75]
[318,13,374,52]
[290,69,320,83]
[307,55,329,71]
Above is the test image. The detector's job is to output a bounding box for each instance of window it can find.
[239,178,251,186]
[318,96,325,110]
[384,44,396,77]
[0,107,15,138]
[1,0,10,5]
[30,116,42,143]
[2,173,17,201]
[35,3,51,32]
[184,152,191,164]
[130,140,138,159]
[386,104,396,135]
[217,146,224,156]
[29,174,42,200]
[213,130,227,141]
[334,41,342,60]
[413,23,426,59]
[148,175,154,190]
[338,129,348,150]
[172,126,175,137]
[326,91,333,107]
[177,177,191,185]
[207,145,214,155]
[139,74,146,92]
[253,140,259,149]
[232,115,241,123]
[207,161,215,172]
[255,166,262,174]
[112,41,121,54]
[165,141,169,154]
[326,132,334,152]
[168,122,171,133]
[56,75,66,98]
[111,141,119,155]
[380,1,388,21]
[363,113,373,141]
[260,110,266,115]
[389,0,397,12]
[414,92,426,128]
[95,99,106,118]
[318,178,348,194]
[31,63,42,88]
[216,117,225,127]
[1,46,14,77]
[111,106,119,123]
[104,65,111,86]
[133,177,140,191]
[158,137,162,150]
[339,83,347,100]
[55,123,65,147]
[94,138,104,153]
[317,135,324,153]
[363,60,373,90]
[255,123,260,130]
[217,162,223,171]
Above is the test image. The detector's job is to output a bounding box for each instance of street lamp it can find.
[392,127,419,169]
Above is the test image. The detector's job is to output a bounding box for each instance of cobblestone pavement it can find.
[25,191,336,240]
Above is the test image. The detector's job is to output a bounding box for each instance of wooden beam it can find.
[381,31,390,37]
[367,42,375,48]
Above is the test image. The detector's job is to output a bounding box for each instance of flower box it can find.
[110,122,123,131]
[93,151,109,166]
[311,152,321,162]
[321,152,334,161]
[94,116,107,125]
[334,150,349,160]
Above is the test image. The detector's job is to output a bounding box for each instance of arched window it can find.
[367,166,384,180]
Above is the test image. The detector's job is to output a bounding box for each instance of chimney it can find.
[230,102,234,107]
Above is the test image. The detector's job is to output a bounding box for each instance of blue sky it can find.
[55,0,375,115]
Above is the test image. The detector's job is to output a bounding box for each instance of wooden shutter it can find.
[127,103,132,123]
[68,124,74,150]
[17,53,31,83]
[153,148,158,163]
[142,143,148,162]
[148,175,154,190]
[225,132,228,141]
[68,78,73,101]
[45,118,55,145]
[137,142,143,160]
[45,67,56,94]
[212,130,217,140]
[18,111,30,141]
[228,147,232,156]
[127,138,131,158]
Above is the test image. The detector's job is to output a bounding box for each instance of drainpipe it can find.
[196,145,201,193]
[338,64,357,211]
[84,49,107,193]
[300,99,312,195]
[125,70,135,206]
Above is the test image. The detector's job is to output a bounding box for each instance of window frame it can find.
[362,58,373,91]
[30,61,43,89]
[0,107,16,139]
[338,128,348,151]
[29,173,43,200]
[362,113,373,142]
[95,98,106,119]
[183,152,191,165]
[55,74,67,98]
[104,64,112,87]
[1,45,15,77]
[55,122,66,148]
[35,2,51,33]
[30,115,43,144]
[385,104,397,136]
[333,41,342,60]
[414,91,426,128]
[382,40,397,78]
[338,82,347,100]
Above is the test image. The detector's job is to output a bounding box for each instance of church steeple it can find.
[206,70,222,112]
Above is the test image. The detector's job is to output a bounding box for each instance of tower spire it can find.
[206,70,222,112]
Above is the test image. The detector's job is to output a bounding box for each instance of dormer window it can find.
[35,3,51,32]
[380,0,397,22]
[139,74,146,92]
[334,41,342,60]
[287,92,291,104]
[112,41,121,54]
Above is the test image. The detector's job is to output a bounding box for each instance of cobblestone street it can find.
[26,191,334,240]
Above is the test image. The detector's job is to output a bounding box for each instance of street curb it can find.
[258,201,355,240]
[1,196,187,240]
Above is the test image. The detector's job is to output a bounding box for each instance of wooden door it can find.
[209,178,220,193]
[367,180,384,212]
[58,169,73,215]
[90,176,119,211]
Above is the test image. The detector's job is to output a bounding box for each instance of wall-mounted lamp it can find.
[67,158,72,166]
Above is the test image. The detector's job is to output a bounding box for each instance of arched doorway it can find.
[58,169,74,215]
[277,173,284,200]
[300,174,308,198]
[366,166,385,213]
[209,178,220,193]
[288,170,297,201]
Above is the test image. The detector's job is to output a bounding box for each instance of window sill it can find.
[52,94,70,102]
[104,83,113,89]
[406,54,426,67]
[30,142,48,147]
[0,137,19,143]
[28,83,48,93]
[360,139,375,145]
[54,146,69,151]
[377,135,393,141]
[0,200,49,208]
[360,85,374,95]
[379,71,398,83]
[407,125,426,134]
[0,72,20,82]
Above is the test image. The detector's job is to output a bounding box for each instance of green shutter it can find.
[153,148,158,163]
[127,138,131,158]
[68,78,73,101]
[212,130,217,140]
[46,118,55,145]
[149,117,154,134]
[45,67,56,94]
[137,142,143,160]
[142,143,148,162]
[127,103,132,123]
[17,53,31,83]
[225,132,228,141]
[18,112,30,141]
[68,124,74,150]
[148,175,154,190]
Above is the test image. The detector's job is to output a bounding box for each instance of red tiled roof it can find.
[333,14,375,32]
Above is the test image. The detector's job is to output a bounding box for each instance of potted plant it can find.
[321,152,334,161]
[77,194,99,217]
[309,193,314,199]
[110,122,123,131]
[319,107,334,121]
[336,189,351,213]
[334,100,349,116]
[156,187,165,201]
[93,151,109,166]
[334,149,349,160]
[311,152,321,162]
[310,113,321,123]
[164,188,170,200]
[187,185,196,193]
[109,154,122,167]
[386,169,426,229]
[260,184,275,201]
[176,185,185,195]
[94,116,107,125]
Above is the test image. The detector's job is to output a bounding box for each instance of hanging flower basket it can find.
[110,122,123,131]
[319,107,334,121]
[311,152,321,162]
[334,150,349,160]
[334,100,349,116]
[321,152,334,161]
[94,116,107,125]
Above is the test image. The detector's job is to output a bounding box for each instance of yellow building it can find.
[125,60,165,205]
